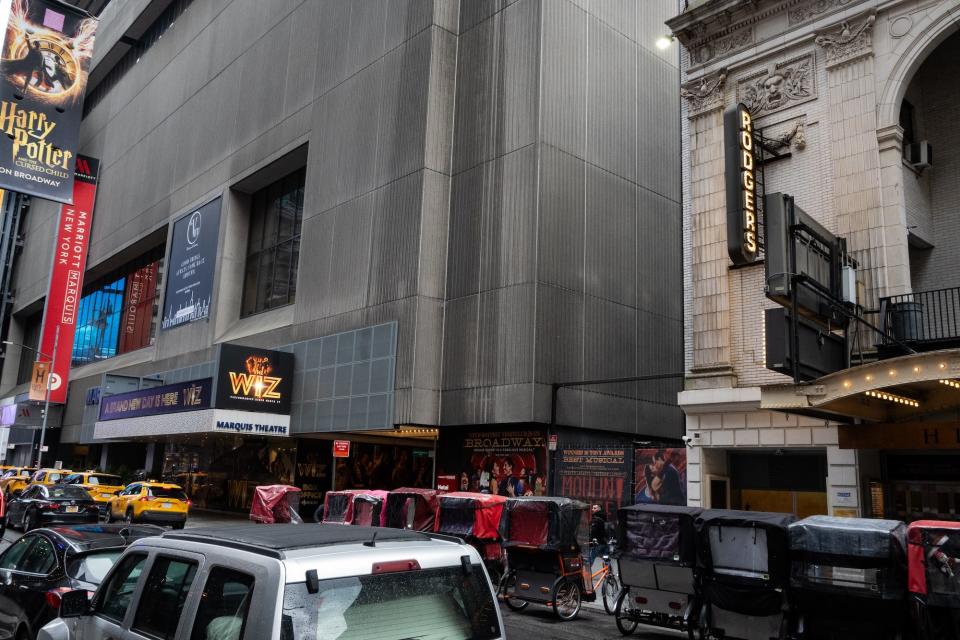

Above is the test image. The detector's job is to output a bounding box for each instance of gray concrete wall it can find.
[2,0,682,442]
[441,0,683,437]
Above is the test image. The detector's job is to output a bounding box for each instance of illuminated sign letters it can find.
[215,343,294,415]
[725,103,760,266]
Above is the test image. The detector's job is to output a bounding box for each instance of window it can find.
[132,556,197,639]
[241,169,305,316]
[72,248,163,368]
[49,486,91,500]
[0,537,35,570]
[190,567,255,640]
[67,550,124,586]
[900,100,916,147]
[281,566,501,640]
[95,553,147,623]
[148,487,188,500]
[18,536,56,574]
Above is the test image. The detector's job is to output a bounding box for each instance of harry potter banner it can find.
[0,0,97,203]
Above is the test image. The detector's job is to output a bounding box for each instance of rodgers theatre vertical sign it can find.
[0,0,98,203]
[34,155,99,403]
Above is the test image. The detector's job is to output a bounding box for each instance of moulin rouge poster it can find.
[0,0,97,203]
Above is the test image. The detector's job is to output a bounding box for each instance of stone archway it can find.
[877,4,960,131]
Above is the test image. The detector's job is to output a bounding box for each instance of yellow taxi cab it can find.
[61,470,125,515]
[0,467,37,498]
[108,481,190,529]
[28,468,74,487]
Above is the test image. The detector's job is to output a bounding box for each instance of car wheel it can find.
[552,578,582,621]
[172,522,185,530]
[23,508,38,532]
[125,508,135,525]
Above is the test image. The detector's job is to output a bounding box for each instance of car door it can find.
[1,533,58,636]
[8,486,37,525]
[78,550,149,640]
[127,552,201,639]
[117,485,139,519]
[0,536,36,639]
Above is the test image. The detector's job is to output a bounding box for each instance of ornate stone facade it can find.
[681,69,728,117]
[788,0,856,25]
[736,53,816,117]
[815,12,877,68]
[691,27,754,65]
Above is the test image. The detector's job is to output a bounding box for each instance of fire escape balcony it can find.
[878,287,960,358]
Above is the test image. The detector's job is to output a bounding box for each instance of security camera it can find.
[681,433,701,448]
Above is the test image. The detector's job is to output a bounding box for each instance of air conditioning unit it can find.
[906,141,933,169]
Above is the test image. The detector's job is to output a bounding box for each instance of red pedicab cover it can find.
[908,520,960,598]
[499,496,586,551]
[249,485,302,524]
[434,492,506,541]
[385,488,439,531]
[352,490,389,527]
[322,489,372,524]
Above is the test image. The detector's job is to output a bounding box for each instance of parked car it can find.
[106,482,190,528]
[0,524,162,640]
[5,485,99,531]
[40,523,506,640]
[29,469,75,488]
[1,467,38,499]
[60,473,125,517]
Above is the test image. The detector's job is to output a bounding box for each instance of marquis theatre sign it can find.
[725,103,759,266]
[215,343,294,415]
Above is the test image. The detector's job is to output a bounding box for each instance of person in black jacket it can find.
[588,504,608,568]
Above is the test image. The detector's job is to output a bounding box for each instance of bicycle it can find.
[589,538,621,614]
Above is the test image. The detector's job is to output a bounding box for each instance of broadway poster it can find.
[634,447,687,506]
[437,429,548,497]
[0,0,97,203]
[556,443,633,524]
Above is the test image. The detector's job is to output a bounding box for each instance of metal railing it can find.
[877,286,960,355]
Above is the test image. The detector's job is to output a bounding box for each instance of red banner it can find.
[37,156,99,404]
[118,261,157,354]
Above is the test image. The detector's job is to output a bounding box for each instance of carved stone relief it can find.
[691,26,755,65]
[736,53,816,118]
[815,13,876,68]
[681,69,728,118]
[763,119,807,152]
[788,0,856,25]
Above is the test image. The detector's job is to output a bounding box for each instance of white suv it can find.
[40,524,505,640]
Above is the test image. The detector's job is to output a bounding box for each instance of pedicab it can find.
[321,489,386,524]
[249,485,302,524]
[384,487,439,531]
[498,496,593,621]
[908,520,960,639]
[434,491,507,584]
[789,515,907,640]
[351,490,389,526]
[695,509,795,640]
[614,503,703,638]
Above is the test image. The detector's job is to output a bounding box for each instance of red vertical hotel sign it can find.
[37,156,99,404]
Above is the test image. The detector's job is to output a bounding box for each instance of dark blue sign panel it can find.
[161,197,221,330]
[99,378,212,421]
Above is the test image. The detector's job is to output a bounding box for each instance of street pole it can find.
[35,325,58,470]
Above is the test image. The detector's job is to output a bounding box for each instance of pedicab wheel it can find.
[501,572,528,612]
[552,578,582,621]
[614,588,638,636]
[603,574,620,615]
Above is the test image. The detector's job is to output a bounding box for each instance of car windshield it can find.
[87,475,121,486]
[66,550,123,585]
[281,566,501,640]
[148,487,187,500]
[49,486,91,500]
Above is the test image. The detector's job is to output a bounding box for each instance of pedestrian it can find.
[588,504,608,568]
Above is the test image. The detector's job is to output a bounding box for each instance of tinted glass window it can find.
[148,487,188,500]
[49,486,91,500]
[67,550,123,585]
[0,537,35,570]
[63,474,80,484]
[19,536,57,574]
[190,567,255,640]
[95,553,147,623]
[281,566,501,640]
[132,556,197,639]
[89,475,121,486]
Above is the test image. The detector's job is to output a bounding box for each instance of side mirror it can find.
[0,569,12,586]
[59,589,90,618]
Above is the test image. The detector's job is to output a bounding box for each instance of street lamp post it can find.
[3,324,58,469]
